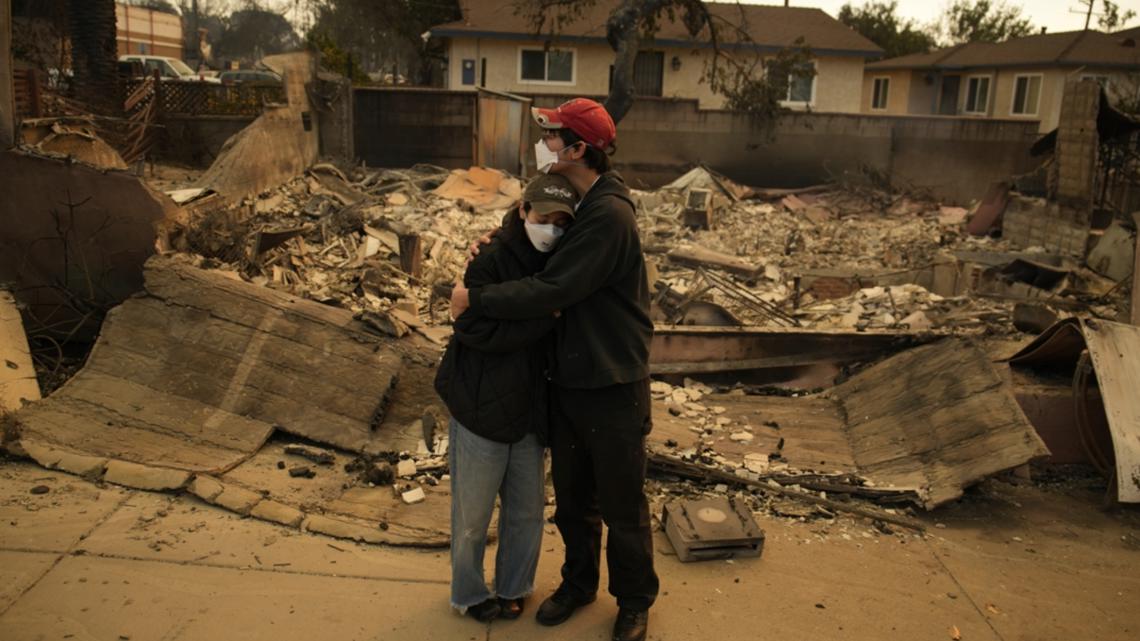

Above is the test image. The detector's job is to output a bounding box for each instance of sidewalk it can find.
[2,459,1137,641]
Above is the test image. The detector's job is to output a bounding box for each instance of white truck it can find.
[119,55,220,83]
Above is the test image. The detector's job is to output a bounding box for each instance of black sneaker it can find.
[497,596,525,620]
[612,608,649,641]
[466,598,501,623]
[535,585,596,626]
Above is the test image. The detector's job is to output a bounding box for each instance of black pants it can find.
[549,379,659,611]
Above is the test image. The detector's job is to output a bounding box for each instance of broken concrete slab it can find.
[1010,318,1140,503]
[0,290,39,413]
[250,499,305,528]
[19,441,107,478]
[103,460,192,491]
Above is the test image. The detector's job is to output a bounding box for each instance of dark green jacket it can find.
[434,224,555,443]
[467,172,652,389]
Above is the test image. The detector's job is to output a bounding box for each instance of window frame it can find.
[871,76,890,111]
[780,61,816,107]
[517,46,577,86]
[1079,73,1110,90]
[962,74,992,114]
[1010,73,1043,117]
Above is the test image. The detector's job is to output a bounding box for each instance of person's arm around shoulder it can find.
[464,195,636,320]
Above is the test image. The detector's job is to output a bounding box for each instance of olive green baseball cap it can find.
[523,174,577,217]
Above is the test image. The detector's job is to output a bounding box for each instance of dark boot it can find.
[465,598,501,623]
[535,585,596,626]
[612,608,648,641]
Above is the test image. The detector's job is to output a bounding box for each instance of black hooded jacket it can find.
[433,221,556,443]
[467,172,652,389]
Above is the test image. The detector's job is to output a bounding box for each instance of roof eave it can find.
[429,28,882,57]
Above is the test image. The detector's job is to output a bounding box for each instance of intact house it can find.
[862,29,1140,132]
[428,1,882,112]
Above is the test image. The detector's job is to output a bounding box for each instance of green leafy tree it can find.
[213,3,302,64]
[838,1,937,59]
[940,0,1034,44]
[514,0,814,126]
[306,32,370,84]
[307,0,461,85]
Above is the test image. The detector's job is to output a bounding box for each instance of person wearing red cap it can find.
[451,97,657,641]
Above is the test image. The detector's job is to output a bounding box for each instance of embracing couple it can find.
[435,98,656,641]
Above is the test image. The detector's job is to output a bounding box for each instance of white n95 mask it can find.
[524,222,564,252]
[534,139,559,174]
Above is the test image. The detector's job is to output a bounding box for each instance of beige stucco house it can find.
[429,1,882,113]
[862,29,1140,132]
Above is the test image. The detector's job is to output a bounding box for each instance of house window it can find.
[964,75,990,114]
[461,59,475,85]
[1080,74,1109,89]
[1012,74,1042,115]
[871,77,890,110]
[786,62,815,103]
[519,48,574,84]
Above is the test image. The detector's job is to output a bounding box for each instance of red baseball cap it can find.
[531,98,616,151]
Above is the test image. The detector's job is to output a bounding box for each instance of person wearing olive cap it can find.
[451,98,657,641]
[434,174,578,623]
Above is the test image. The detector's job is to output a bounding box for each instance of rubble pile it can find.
[634,170,1042,332]
[167,163,1126,338]
[793,284,1010,331]
[175,163,522,337]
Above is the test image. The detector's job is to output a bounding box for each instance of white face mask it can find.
[524,222,564,252]
[534,139,560,174]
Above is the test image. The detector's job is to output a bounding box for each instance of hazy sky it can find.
[755,0,1140,34]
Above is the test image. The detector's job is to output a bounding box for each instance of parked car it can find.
[218,69,283,86]
[119,55,221,83]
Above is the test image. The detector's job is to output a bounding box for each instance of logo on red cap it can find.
[531,98,616,150]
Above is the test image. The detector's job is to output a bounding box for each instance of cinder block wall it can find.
[354,90,1041,205]
[1054,79,1099,216]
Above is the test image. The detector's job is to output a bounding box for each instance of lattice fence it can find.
[124,79,287,117]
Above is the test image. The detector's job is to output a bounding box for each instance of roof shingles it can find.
[867,29,1140,70]
[431,1,882,56]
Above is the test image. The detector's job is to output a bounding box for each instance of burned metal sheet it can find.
[650,339,1048,509]
[834,339,1049,508]
[1010,318,1140,503]
[649,326,938,376]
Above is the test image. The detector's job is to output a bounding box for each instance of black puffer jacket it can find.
[467,173,651,388]
[433,222,556,443]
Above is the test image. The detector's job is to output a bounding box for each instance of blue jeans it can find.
[449,419,545,610]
